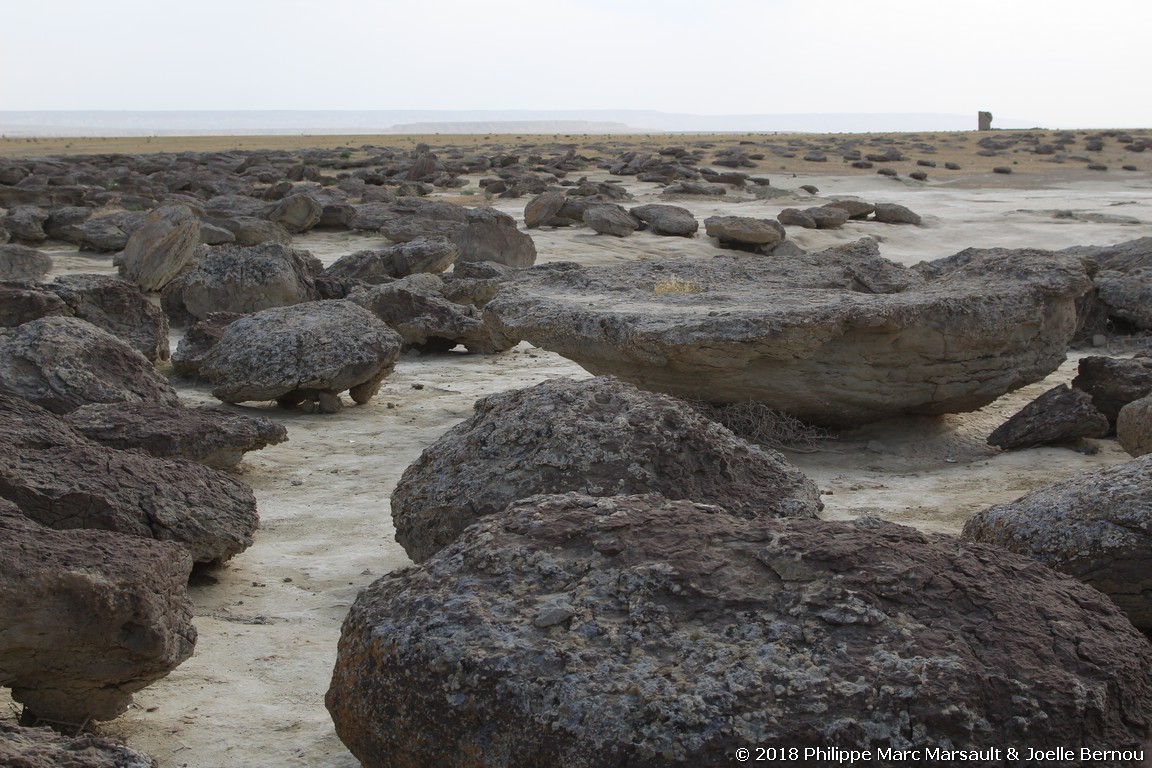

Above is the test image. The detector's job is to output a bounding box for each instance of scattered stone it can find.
[993,166,1013,174]
[200,300,403,410]
[776,208,816,228]
[823,199,875,219]
[963,455,1152,631]
[987,384,1109,449]
[0,499,195,723]
[390,377,822,562]
[872,202,922,225]
[331,494,1152,766]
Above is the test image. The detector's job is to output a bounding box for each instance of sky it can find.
[1,0,1149,129]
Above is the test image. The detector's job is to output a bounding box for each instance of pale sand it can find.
[3,138,1151,766]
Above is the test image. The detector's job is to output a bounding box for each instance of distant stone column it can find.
[978,111,993,131]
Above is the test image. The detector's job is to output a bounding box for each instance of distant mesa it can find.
[383,121,643,135]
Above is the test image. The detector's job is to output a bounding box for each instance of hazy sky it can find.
[2,0,1149,128]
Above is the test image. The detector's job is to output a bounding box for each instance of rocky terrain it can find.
[1,128,1151,767]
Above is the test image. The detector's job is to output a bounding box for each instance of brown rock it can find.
[1117,394,1152,457]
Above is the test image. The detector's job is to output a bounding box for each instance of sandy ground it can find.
[3,134,1152,766]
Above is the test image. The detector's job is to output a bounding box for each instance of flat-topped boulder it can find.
[329,494,1152,767]
[390,376,822,562]
[0,500,195,722]
[200,299,403,412]
[484,242,1091,425]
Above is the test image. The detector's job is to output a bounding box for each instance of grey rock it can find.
[453,208,537,267]
[330,494,1152,766]
[629,204,698,237]
[703,215,786,252]
[776,208,817,228]
[200,300,403,410]
[390,376,822,562]
[0,721,157,768]
[117,204,202,292]
[1096,268,1152,329]
[523,190,567,228]
[0,244,52,280]
[325,237,459,282]
[872,202,922,225]
[1,205,49,243]
[824,199,876,219]
[65,402,288,469]
[1072,355,1152,424]
[987,384,1109,449]
[1117,395,1152,457]
[485,242,1083,425]
[206,215,292,246]
[805,206,850,229]
[583,204,639,237]
[165,242,319,321]
[266,193,323,233]
[0,499,195,723]
[0,317,179,414]
[171,312,243,378]
[46,274,170,363]
[963,455,1152,630]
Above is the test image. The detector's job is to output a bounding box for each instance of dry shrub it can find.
[653,276,701,294]
[683,398,831,453]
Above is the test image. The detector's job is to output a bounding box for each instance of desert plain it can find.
[2,127,1151,767]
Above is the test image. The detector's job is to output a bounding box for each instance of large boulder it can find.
[582,204,640,237]
[64,402,288,470]
[390,376,822,562]
[1071,355,1152,425]
[163,242,319,321]
[703,215,786,252]
[0,395,259,563]
[199,300,403,411]
[629,204,698,237]
[1,206,49,243]
[0,280,70,327]
[484,243,1091,426]
[452,208,537,268]
[986,383,1109,449]
[46,274,171,363]
[0,721,157,768]
[0,500,195,722]
[0,317,179,414]
[266,192,323,234]
[1117,394,1152,457]
[329,494,1152,766]
[349,274,509,354]
[324,237,458,282]
[1095,268,1152,329]
[117,204,202,292]
[963,455,1152,631]
[0,244,52,280]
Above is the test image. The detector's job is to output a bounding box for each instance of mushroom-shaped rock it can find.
[0,500,196,722]
[0,316,179,414]
[0,394,259,563]
[963,455,1152,631]
[390,376,822,562]
[484,244,1090,426]
[329,494,1152,766]
[64,402,288,470]
[200,300,402,411]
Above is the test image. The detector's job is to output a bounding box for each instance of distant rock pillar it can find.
[978,111,993,131]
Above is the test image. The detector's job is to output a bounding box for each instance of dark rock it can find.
[823,199,875,219]
[200,300,403,411]
[703,216,786,252]
[325,237,458,282]
[65,402,288,470]
[0,317,179,413]
[0,280,70,327]
[1,206,49,243]
[331,494,1152,766]
[62,213,146,252]
[805,206,849,229]
[390,376,821,562]
[872,202,922,225]
[963,455,1152,631]
[629,204,698,237]
[0,244,52,280]
[987,384,1109,449]
[776,208,816,228]
[171,312,244,377]
[0,500,195,723]
[1072,355,1152,425]
[46,274,170,363]
[0,396,258,563]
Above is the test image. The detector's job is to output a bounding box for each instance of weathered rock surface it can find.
[1072,355,1152,425]
[1095,268,1152,329]
[485,243,1090,425]
[987,384,1109,449]
[0,317,179,413]
[703,215,786,252]
[629,203,698,237]
[163,242,319,321]
[0,244,52,280]
[1117,394,1152,457]
[330,494,1152,767]
[65,402,288,469]
[391,377,822,562]
[0,721,157,768]
[170,312,243,377]
[46,274,171,363]
[523,190,567,228]
[324,237,458,282]
[963,455,1152,630]
[872,202,922,225]
[0,280,70,327]
[117,204,202,292]
[453,208,537,268]
[349,274,510,354]
[266,192,323,233]
[0,500,195,722]
[200,300,402,411]
[0,395,259,563]
[583,204,639,237]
